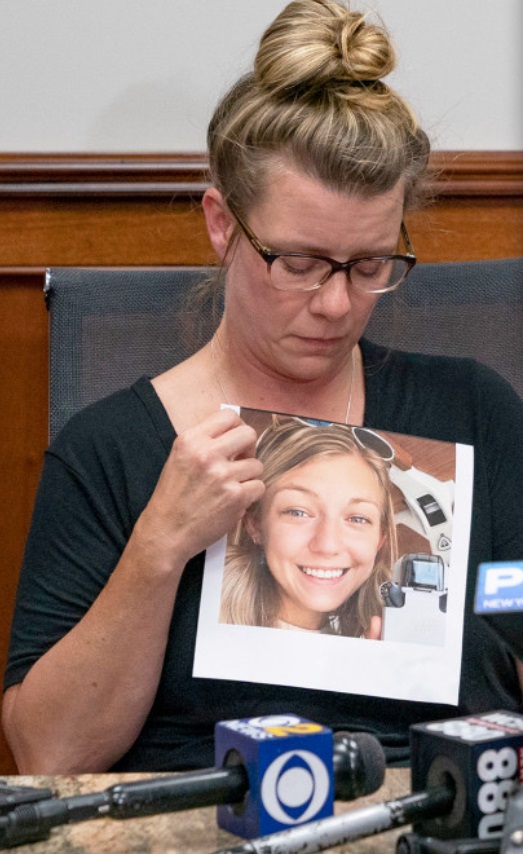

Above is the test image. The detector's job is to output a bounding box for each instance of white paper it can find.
[193,411,473,706]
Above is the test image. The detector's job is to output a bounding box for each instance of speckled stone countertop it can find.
[2,769,411,853]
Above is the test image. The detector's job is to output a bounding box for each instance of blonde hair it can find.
[220,418,397,636]
[208,0,431,217]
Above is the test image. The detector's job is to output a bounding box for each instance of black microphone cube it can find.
[215,714,334,839]
[410,710,523,841]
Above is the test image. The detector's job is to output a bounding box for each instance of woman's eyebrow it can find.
[348,498,383,509]
[264,226,397,257]
[274,485,382,508]
[273,484,318,497]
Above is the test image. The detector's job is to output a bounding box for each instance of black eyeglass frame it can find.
[230,207,417,294]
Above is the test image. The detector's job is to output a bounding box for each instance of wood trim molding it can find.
[0,153,209,197]
[430,151,523,196]
[0,151,521,197]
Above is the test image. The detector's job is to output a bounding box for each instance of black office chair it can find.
[45,258,523,442]
[45,266,214,441]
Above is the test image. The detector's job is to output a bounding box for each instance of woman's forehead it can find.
[248,164,405,252]
[251,155,405,212]
[268,450,385,494]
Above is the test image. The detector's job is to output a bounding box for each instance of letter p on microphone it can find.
[485,567,523,595]
[475,561,523,612]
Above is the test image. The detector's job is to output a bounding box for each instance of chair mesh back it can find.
[46,258,522,442]
[46,267,218,441]
[366,257,522,397]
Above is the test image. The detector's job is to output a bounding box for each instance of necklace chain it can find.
[344,347,356,425]
[210,336,356,425]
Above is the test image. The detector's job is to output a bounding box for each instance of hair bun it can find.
[255,0,395,98]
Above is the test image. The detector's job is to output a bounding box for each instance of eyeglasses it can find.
[231,208,416,294]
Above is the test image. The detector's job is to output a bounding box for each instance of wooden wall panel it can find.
[0,151,521,775]
[0,198,214,268]
[410,197,523,262]
[0,275,48,774]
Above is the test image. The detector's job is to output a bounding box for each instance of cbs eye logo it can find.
[260,749,330,825]
[248,714,302,729]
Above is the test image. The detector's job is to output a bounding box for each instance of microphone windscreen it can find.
[333,730,386,800]
[352,732,386,793]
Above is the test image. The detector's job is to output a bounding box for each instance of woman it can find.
[220,418,397,637]
[3,0,523,773]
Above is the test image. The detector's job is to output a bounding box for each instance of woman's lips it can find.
[298,336,344,346]
[299,566,348,580]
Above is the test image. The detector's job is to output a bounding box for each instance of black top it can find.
[5,339,523,769]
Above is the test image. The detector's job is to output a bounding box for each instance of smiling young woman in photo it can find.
[220,418,397,638]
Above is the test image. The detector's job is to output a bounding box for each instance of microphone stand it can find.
[0,767,248,849]
[214,786,456,854]
[0,731,384,849]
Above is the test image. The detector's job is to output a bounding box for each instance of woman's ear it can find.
[202,188,236,262]
[244,513,262,545]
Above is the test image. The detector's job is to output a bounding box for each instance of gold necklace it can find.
[344,347,356,425]
[210,336,356,425]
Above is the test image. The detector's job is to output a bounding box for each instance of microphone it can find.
[0,721,385,849]
[332,729,385,800]
[215,709,523,854]
[410,709,523,841]
[474,561,523,658]
[0,782,54,815]
[214,715,385,838]
[214,787,455,854]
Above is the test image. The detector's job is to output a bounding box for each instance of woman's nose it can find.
[308,270,352,321]
[309,516,342,555]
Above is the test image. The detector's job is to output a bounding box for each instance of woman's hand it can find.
[134,408,265,570]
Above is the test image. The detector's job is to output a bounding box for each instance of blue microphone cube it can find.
[214,714,334,839]
[411,710,523,841]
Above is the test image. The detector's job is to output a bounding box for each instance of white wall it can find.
[0,0,521,153]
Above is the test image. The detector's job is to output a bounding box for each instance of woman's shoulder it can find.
[360,337,522,443]
[49,376,175,461]
[361,337,518,396]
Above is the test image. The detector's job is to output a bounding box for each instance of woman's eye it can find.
[347,515,371,525]
[283,507,309,518]
[280,256,323,276]
[353,260,383,278]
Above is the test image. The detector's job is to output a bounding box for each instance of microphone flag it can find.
[214,714,334,839]
[475,561,523,614]
[474,560,523,658]
[411,709,523,841]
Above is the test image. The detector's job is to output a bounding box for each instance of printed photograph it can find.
[194,408,473,705]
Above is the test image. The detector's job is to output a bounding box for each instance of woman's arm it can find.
[2,537,182,773]
[2,408,264,773]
